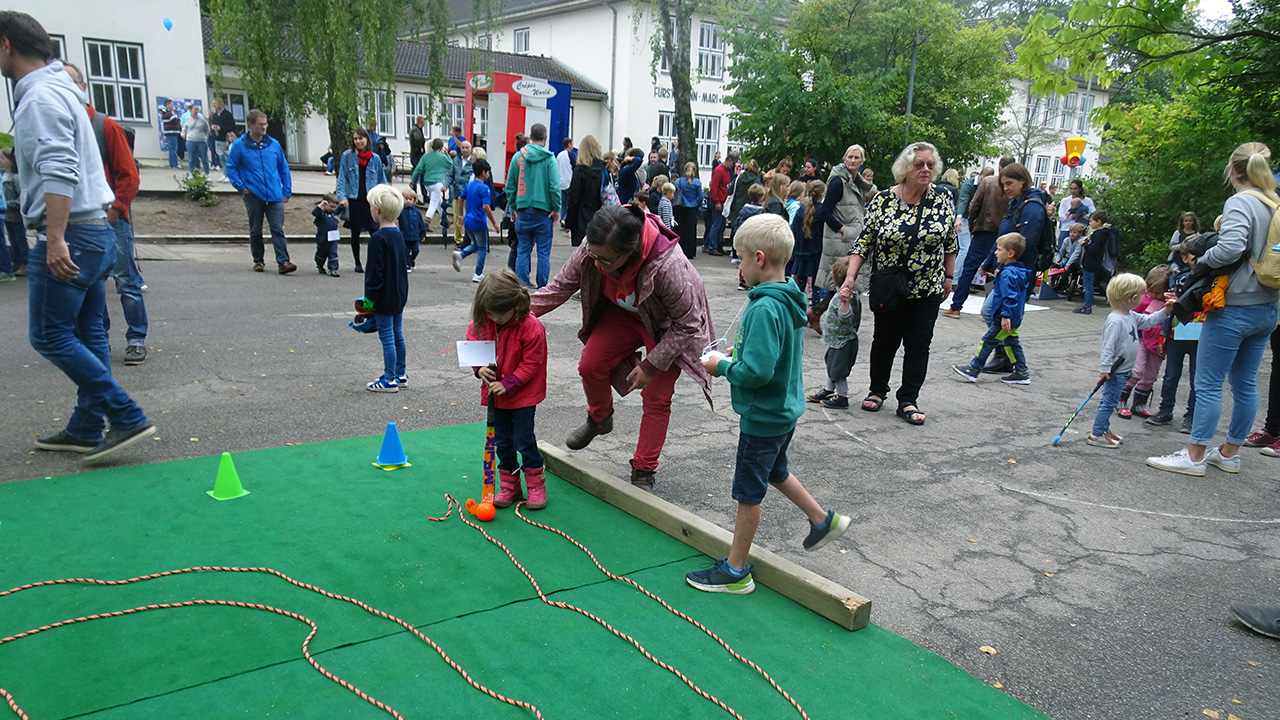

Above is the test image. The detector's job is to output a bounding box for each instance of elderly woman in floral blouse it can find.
[838,142,958,425]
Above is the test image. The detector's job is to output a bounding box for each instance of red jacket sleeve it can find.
[709,166,730,205]
[103,116,139,218]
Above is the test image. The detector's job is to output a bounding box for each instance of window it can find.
[404,92,431,137]
[657,111,676,144]
[360,89,395,137]
[1060,93,1077,131]
[220,90,247,126]
[1033,155,1051,187]
[514,28,530,54]
[696,114,720,168]
[83,39,147,122]
[474,105,488,141]
[439,97,465,137]
[660,16,677,73]
[1077,93,1095,133]
[477,34,492,51]
[50,34,66,59]
[1041,95,1058,130]
[698,22,725,80]
[1050,157,1066,189]
[1025,91,1042,126]
[725,117,742,156]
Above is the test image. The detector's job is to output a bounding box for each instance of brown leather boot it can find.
[565,414,612,450]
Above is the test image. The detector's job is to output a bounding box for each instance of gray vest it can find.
[818,164,870,290]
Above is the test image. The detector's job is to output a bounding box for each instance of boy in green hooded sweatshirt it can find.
[689,214,851,594]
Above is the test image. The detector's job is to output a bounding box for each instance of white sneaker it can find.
[452,251,462,272]
[1205,446,1241,473]
[1086,433,1121,448]
[406,266,414,273]
[472,273,484,283]
[1146,448,1206,476]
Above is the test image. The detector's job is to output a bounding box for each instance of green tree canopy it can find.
[718,0,1014,178]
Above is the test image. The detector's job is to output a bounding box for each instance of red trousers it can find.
[579,304,680,471]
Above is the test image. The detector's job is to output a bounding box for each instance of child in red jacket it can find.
[467,269,550,509]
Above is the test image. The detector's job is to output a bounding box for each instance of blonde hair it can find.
[769,173,790,200]
[787,180,805,200]
[1213,214,1223,231]
[401,188,418,203]
[661,182,676,196]
[683,161,697,180]
[650,175,669,190]
[941,168,960,187]
[734,214,794,266]
[832,256,851,287]
[996,232,1025,259]
[470,269,530,335]
[471,147,487,161]
[1069,222,1085,235]
[367,184,405,221]
[891,142,943,184]
[577,135,602,167]
[1227,142,1278,203]
[1106,273,1148,308]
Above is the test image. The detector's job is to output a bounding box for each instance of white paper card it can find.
[327,229,341,242]
[457,340,497,367]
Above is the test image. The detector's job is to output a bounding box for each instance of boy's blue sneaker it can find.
[366,377,399,393]
[397,375,408,386]
[952,363,980,382]
[1000,370,1031,385]
[686,559,755,594]
[803,510,851,551]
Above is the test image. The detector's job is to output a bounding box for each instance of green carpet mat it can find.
[0,425,1050,719]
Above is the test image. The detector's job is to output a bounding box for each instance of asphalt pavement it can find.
[0,234,1276,720]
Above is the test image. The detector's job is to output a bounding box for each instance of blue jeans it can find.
[1092,370,1131,437]
[0,220,10,274]
[950,230,996,310]
[164,133,182,168]
[494,405,543,472]
[1159,339,1197,419]
[106,220,147,346]
[1081,269,1096,308]
[28,225,150,442]
[375,312,406,382]
[514,207,553,287]
[954,217,972,280]
[1190,302,1280,446]
[187,139,209,174]
[4,220,28,268]
[243,194,290,265]
[461,226,489,275]
[207,136,220,168]
[704,210,726,252]
[314,238,338,271]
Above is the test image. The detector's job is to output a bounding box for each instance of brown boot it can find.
[493,469,523,508]
[523,467,546,510]
[630,465,656,491]
[806,307,823,335]
[565,414,612,450]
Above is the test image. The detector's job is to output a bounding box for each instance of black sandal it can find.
[896,405,926,425]
[861,394,885,412]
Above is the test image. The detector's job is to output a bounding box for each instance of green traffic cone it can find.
[208,452,250,500]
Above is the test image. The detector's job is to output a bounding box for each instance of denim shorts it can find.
[732,429,795,505]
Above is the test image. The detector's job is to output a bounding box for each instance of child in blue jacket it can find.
[398,189,426,272]
[953,233,1033,385]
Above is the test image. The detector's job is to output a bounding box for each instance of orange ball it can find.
[475,502,496,522]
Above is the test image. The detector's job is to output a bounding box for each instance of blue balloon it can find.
[163,18,173,31]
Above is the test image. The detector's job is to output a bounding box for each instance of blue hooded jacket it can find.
[991,264,1033,328]
[226,133,291,202]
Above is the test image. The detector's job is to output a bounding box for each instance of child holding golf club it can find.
[1088,273,1176,448]
[466,269,549,509]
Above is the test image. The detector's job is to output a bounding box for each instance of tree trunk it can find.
[658,0,699,173]
[328,109,350,174]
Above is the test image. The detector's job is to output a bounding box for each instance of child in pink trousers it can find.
[1119,265,1174,418]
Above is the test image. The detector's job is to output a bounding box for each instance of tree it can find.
[989,97,1068,166]
[649,0,698,173]
[718,0,1013,178]
[206,0,459,163]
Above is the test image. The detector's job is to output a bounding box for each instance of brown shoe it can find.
[12,264,25,277]
[629,465,656,491]
[278,261,297,274]
[565,414,613,450]
[941,308,961,318]
[253,262,265,272]
[805,308,823,335]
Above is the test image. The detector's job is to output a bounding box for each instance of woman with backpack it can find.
[1147,142,1280,476]
[566,135,606,247]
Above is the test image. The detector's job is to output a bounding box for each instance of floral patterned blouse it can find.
[850,186,959,299]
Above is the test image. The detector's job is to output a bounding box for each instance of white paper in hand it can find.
[457,340,497,367]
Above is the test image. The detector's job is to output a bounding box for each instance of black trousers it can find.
[868,293,942,408]
[1264,325,1280,434]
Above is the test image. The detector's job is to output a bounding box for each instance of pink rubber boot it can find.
[494,469,523,508]
[523,467,546,510]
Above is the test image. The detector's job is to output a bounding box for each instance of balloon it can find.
[163,18,173,31]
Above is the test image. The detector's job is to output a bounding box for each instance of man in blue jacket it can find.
[226,109,295,273]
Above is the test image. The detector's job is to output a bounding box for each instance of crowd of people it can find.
[3,7,1278,609]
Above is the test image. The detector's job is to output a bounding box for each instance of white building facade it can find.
[1,0,209,164]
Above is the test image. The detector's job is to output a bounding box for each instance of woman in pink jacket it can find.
[532,204,715,490]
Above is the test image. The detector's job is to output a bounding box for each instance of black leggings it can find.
[1264,325,1280,434]
[350,226,368,268]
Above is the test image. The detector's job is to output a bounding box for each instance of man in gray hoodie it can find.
[0,11,155,461]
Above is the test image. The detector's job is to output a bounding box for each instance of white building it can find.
[1,0,209,164]
[443,0,738,175]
